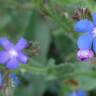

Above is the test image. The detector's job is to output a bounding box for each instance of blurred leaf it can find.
[0,14,11,29]
[74,62,96,90]
[15,74,47,96]
[53,28,76,62]
[24,11,51,64]
[76,75,96,90]
[5,10,32,40]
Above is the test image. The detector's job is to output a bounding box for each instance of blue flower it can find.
[9,74,20,87]
[0,72,4,88]
[67,90,88,96]
[0,37,28,69]
[75,13,96,52]
[0,73,20,88]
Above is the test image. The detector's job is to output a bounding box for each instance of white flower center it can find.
[81,50,88,57]
[92,27,96,37]
[8,49,18,58]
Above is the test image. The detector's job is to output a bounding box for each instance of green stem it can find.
[2,87,14,96]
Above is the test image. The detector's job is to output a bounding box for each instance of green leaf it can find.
[53,29,76,62]
[0,14,11,29]
[24,11,51,64]
[74,62,96,90]
[6,10,32,40]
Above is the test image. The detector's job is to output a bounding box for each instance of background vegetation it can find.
[0,0,96,96]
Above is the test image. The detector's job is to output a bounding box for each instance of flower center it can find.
[92,27,96,37]
[81,50,88,57]
[8,49,18,58]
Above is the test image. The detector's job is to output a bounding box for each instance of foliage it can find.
[0,0,96,96]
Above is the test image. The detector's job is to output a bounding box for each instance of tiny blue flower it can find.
[67,90,88,96]
[0,72,4,88]
[75,13,96,52]
[0,37,28,69]
[9,74,20,87]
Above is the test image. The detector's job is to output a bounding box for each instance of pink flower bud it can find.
[77,49,94,61]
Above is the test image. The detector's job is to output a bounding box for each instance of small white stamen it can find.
[81,50,88,57]
[8,49,18,58]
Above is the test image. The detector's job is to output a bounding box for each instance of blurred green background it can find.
[1,0,96,96]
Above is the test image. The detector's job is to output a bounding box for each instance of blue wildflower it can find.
[0,37,28,69]
[75,13,96,52]
[9,74,20,87]
[0,73,4,88]
[67,90,88,96]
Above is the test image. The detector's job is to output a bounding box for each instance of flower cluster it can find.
[74,13,96,61]
[0,37,28,69]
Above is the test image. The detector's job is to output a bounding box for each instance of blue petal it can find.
[18,53,28,64]
[74,19,93,32]
[0,51,9,64]
[93,38,96,52]
[15,38,27,51]
[9,74,20,86]
[67,90,88,96]
[92,13,96,25]
[0,37,14,50]
[7,59,19,69]
[77,34,93,50]
[0,73,4,86]
[10,74,17,78]
[76,90,88,96]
